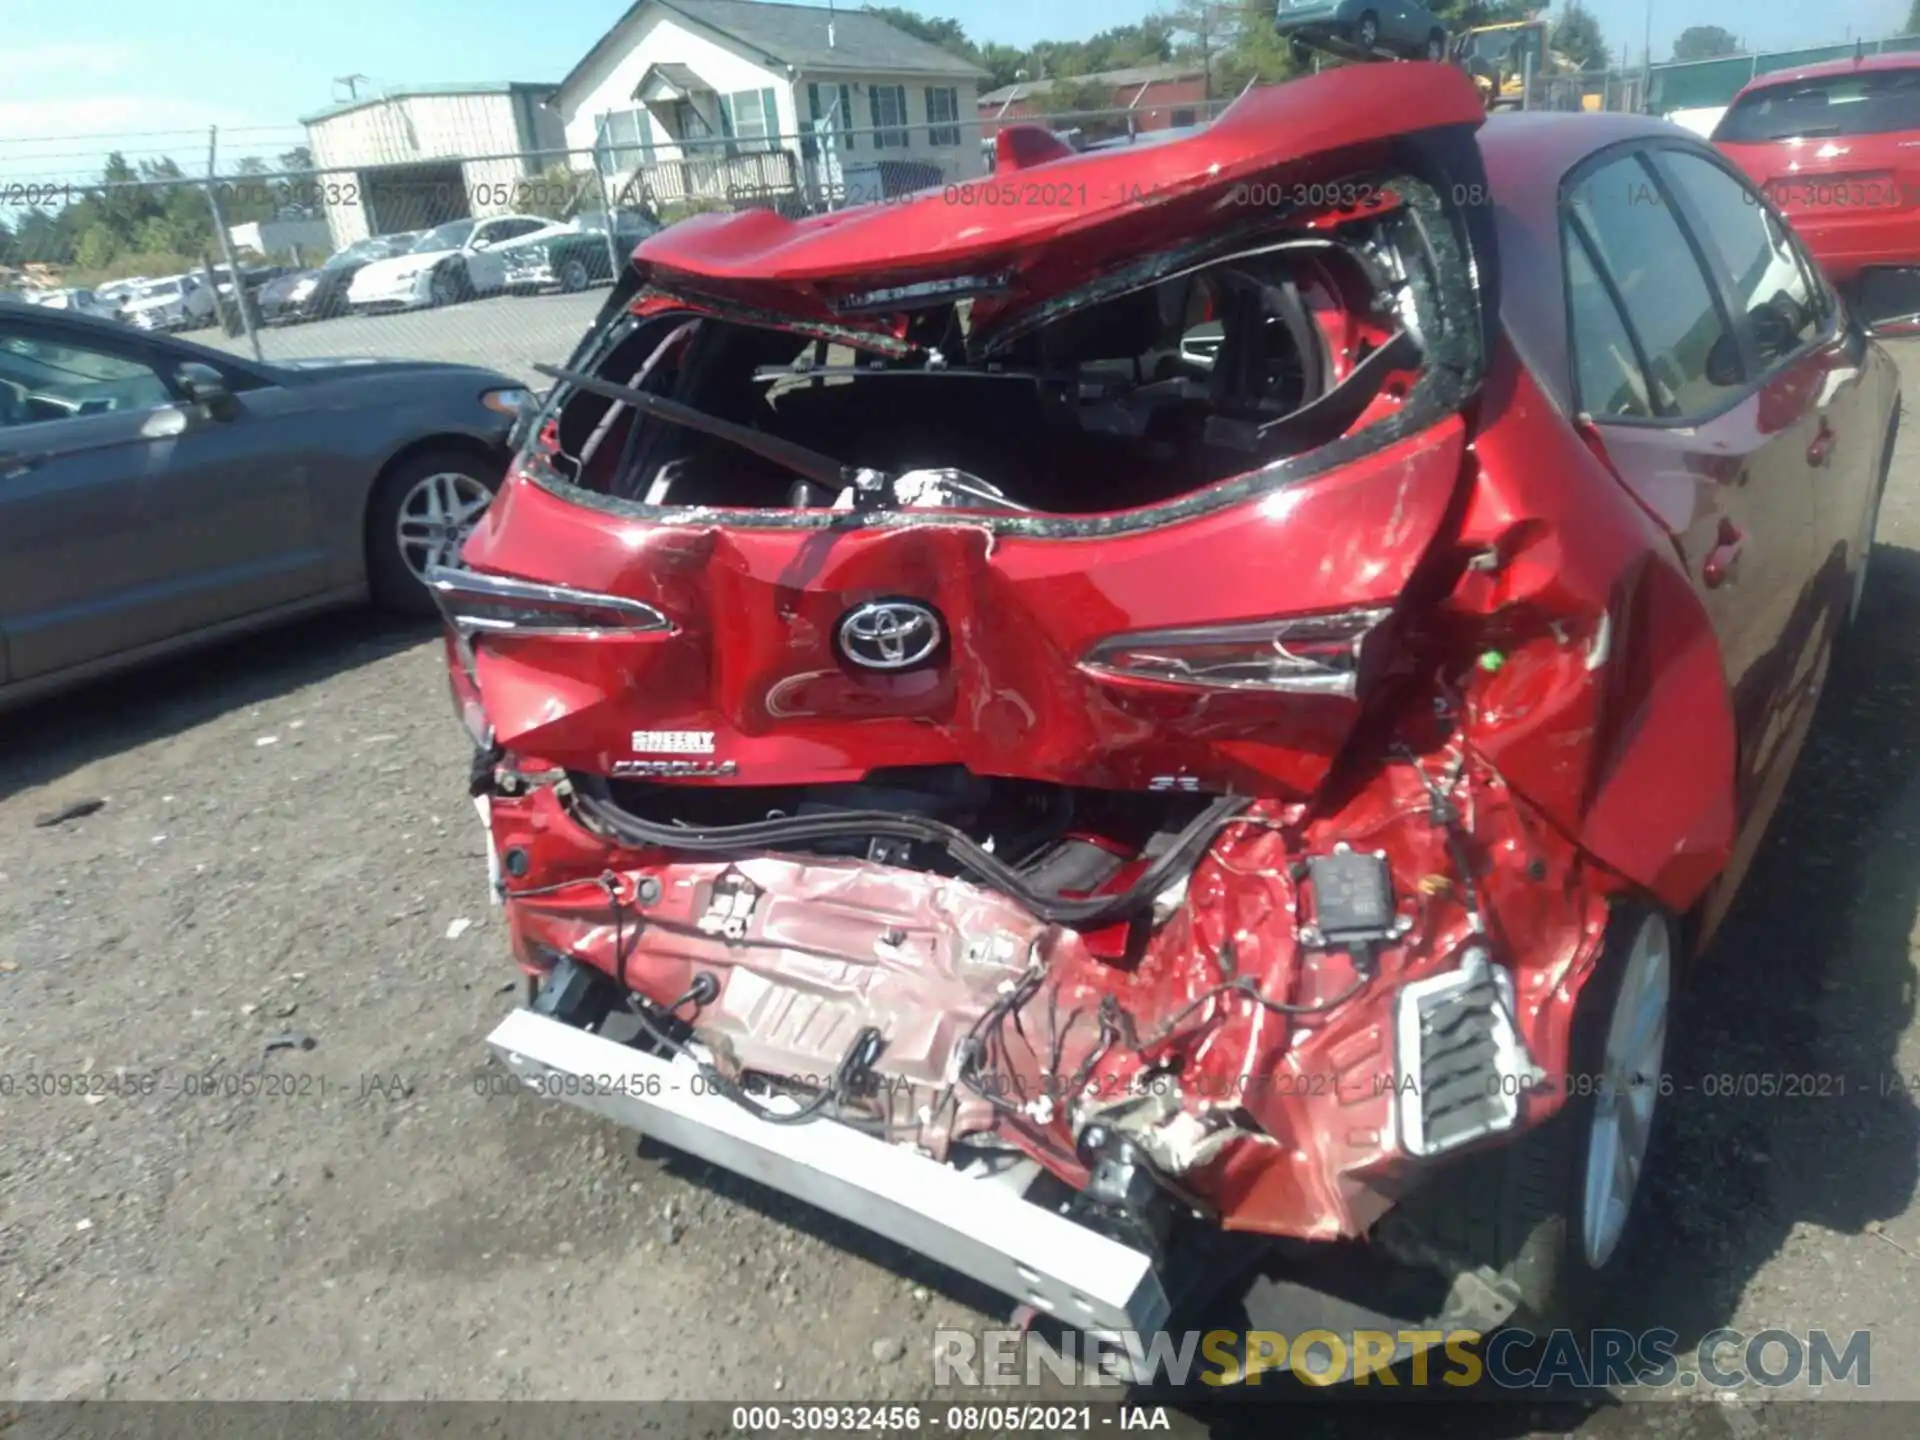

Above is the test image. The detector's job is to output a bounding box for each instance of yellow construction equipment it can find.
[1452,14,1601,112]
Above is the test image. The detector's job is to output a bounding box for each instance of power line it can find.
[2,125,307,146]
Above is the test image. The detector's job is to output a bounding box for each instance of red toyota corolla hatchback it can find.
[442,64,1899,1354]
[1714,53,1920,293]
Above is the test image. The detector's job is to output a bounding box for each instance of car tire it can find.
[429,265,467,308]
[1357,12,1381,53]
[1426,30,1447,62]
[1387,906,1676,1329]
[365,448,503,614]
[558,258,591,293]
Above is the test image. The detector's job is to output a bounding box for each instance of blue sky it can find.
[0,0,1909,181]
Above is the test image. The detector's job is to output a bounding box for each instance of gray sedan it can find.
[1273,0,1451,63]
[0,307,523,708]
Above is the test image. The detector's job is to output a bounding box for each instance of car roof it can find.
[1477,110,1724,418]
[1731,51,1920,98]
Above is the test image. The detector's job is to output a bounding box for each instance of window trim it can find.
[869,83,910,149]
[925,85,960,147]
[1558,137,1824,433]
[1564,213,1661,421]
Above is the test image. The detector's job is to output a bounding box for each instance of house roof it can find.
[556,0,990,109]
[977,62,1204,108]
[301,81,554,126]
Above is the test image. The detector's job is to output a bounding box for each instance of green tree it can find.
[10,209,70,264]
[1673,24,1741,60]
[1168,0,1301,97]
[1431,0,1535,23]
[859,7,977,63]
[73,224,119,271]
[1908,0,1920,37]
[1552,2,1609,70]
[978,42,1026,90]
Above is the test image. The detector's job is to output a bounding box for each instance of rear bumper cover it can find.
[486,1005,1172,1333]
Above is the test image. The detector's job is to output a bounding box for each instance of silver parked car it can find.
[1273,0,1451,63]
[0,307,524,708]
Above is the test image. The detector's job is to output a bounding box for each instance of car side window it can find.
[0,325,174,430]
[1565,237,1655,419]
[486,217,544,242]
[1566,152,1741,419]
[1651,148,1821,370]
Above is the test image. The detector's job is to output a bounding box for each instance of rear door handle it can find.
[0,451,46,478]
[1808,418,1835,467]
[1704,519,1746,589]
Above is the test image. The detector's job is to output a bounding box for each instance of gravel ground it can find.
[2,347,1919,1434]
[192,289,608,386]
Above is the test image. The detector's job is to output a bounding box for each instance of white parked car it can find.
[345,215,558,311]
[24,287,119,319]
[121,274,217,332]
[94,278,147,314]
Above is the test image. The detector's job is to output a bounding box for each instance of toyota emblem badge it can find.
[836,599,944,671]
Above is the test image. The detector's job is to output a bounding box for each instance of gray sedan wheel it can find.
[1357,12,1381,51]
[366,449,502,613]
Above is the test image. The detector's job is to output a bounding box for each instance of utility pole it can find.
[203,125,263,363]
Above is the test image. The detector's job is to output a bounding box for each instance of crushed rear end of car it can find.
[438,65,1738,1343]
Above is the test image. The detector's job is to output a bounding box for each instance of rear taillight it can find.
[425,566,673,638]
[427,565,674,734]
[1079,607,1392,698]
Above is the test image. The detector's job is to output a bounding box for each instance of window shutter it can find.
[717,93,736,157]
[760,88,779,146]
[840,84,855,148]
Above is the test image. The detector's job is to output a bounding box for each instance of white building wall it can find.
[799,70,985,185]
[555,11,985,188]
[306,91,558,248]
[558,11,796,158]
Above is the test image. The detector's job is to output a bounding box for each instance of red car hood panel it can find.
[462,415,1468,798]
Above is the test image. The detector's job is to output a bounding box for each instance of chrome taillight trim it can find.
[425,565,675,639]
[1077,606,1394,699]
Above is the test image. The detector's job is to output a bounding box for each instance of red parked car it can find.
[445,64,1899,1352]
[1714,54,1920,296]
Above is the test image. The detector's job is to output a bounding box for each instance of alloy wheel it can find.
[395,470,493,579]
[1580,913,1671,1270]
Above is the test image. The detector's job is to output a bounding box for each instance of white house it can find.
[548,0,990,211]
[302,83,568,249]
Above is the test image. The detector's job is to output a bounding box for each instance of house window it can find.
[594,109,654,175]
[806,81,856,157]
[925,86,960,146]
[1170,107,1197,128]
[720,87,780,156]
[869,84,909,148]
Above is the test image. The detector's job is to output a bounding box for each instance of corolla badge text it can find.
[836,599,945,671]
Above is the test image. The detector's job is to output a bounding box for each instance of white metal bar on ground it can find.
[486,1007,1170,1333]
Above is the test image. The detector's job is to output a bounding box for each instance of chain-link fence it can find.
[0,68,1648,389]
[1,98,1252,386]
